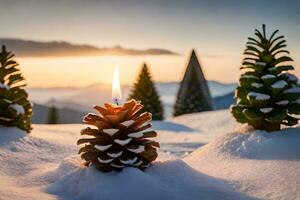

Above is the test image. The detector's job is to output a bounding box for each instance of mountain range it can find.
[28,81,237,123]
[0,38,179,57]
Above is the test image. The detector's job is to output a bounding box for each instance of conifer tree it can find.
[173,50,214,116]
[128,63,164,120]
[0,45,32,132]
[47,106,59,124]
[231,25,300,131]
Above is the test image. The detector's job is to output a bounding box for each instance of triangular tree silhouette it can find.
[173,49,214,116]
[47,106,59,124]
[128,63,164,120]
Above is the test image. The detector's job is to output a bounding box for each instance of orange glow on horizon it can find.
[16,52,299,88]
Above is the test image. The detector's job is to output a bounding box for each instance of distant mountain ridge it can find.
[0,38,179,57]
[28,80,237,122]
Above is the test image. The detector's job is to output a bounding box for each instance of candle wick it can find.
[114,98,119,106]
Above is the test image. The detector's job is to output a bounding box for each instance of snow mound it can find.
[185,126,300,200]
[169,110,238,143]
[47,156,250,200]
[1,111,300,200]
[0,126,26,145]
[189,126,300,160]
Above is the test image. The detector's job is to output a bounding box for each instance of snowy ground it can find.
[0,110,300,200]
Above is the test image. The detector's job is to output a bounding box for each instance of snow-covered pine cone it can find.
[77,99,159,172]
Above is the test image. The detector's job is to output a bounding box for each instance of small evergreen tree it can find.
[128,63,164,120]
[231,25,300,131]
[0,45,32,132]
[47,106,59,124]
[173,50,214,116]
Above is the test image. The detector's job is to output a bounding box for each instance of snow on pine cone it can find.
[77,99,159,172]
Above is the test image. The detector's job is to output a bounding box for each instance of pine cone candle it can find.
[77,99,159,172]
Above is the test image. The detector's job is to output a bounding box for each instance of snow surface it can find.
[271,80,288,89]
[185,126,300,200]
[284,87,300,94]
[259,107,273,113]
[276,100,289,105]
[292,99,300,104]
[261,74,276,80]
[241,75,259,79]
[247,92,270,100]
[0,83,10,90]
[255,61,267,66]
[103,129,118,136]
[279,73,298,82]
[251,82,263,88]
[1,110,300,200]
[9,104,25,115]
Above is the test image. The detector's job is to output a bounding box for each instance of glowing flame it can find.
[112,67,122,105]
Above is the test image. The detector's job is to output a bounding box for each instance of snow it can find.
[1,110,300,200]
[241,75,259,79]
[271,80,288,89]
[276,100,289,105]
[292,99,300,104]
[0,83,10,90]
[120,157,137,164]
[46,157,246,200]
[259,107,273,113]
[255,61,266,66]
[103,128,119,136]
[98,157,114,163]
[9,104,25,115]
[251,82,263,88]
[114,138,132,145]
[107,151,123,158]
[128,145,145,153]
[185,126,300,200]
[111,163,125,168]
[284,87,300,94]
[121,120,135,127]
[261,74,276,79]
[94,144,112,151]
[128,131,145,138]
[279,73,298,82]
[247,92,270,101]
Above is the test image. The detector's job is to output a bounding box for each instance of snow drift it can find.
[46,156,248,200]
[185,125,300,200]
[0,110,300,200]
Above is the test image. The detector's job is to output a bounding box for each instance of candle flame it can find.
[112,67,122,105]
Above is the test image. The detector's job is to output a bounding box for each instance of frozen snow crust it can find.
[0,110,300,200]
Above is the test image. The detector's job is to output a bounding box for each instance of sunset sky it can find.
[0,0,299,87]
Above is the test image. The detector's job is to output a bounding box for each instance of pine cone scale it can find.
[78,99,159,172]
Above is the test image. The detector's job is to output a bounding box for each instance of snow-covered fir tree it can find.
[231,25,300,131]
[173,49,214,116]
[128,63,164,120]
[0,45,32,132]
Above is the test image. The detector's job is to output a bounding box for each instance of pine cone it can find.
[77,99,159,172]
